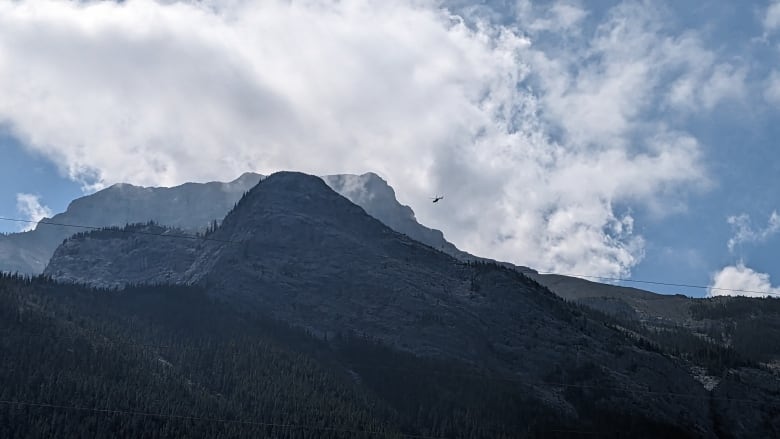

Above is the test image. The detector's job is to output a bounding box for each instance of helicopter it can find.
[431,195,444,203]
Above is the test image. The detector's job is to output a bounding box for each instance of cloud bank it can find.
[0,0,726,277]
[764,0,780,35]
[766,70,780,104]
[715,209,780,297]
[710,262,780,298]
[15,193,52,232]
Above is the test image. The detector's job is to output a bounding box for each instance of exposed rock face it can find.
[46,224,200,289]
[3,172,470,274]
[0,231,52,275]
[44,172,716,436]
[1,172,263,274]
[321,173,470,259]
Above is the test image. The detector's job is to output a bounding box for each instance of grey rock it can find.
[2,172,263,274]
[3,171,472,274]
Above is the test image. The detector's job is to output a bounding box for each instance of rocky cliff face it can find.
[1,172,263,274]
[45,223,200,289]
[321,173,470,259]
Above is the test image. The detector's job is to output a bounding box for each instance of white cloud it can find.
[709,262,780,298]
[516,0,588,32]
[763,0,780,34]
[15,193,53,232]
[766,70,780,104]
[669,63,747,112]
[0,0,719,278]
[726,211,780,252]
[521,1,747,149]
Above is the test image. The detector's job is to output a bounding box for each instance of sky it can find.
[0,0,778,298]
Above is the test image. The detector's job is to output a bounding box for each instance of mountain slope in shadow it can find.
[43,171,731,437]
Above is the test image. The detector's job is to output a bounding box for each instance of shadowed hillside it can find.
[39,171,780,437]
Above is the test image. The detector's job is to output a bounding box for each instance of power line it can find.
[0,329,176,350]
[535,272,780,297]
[0,218,775,434]
[0,398,440,439]
[0,397,622,438]
[2,328,776,406]
[0,215,778,297]
[0,217,239,245]
[0,340,772,438]
[2,316,775,435]
[334,362,774,404]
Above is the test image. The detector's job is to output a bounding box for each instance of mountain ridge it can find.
[43,171,738,436]
[0,172,264,274]
[1,171,470,274]
[4,170,742,328]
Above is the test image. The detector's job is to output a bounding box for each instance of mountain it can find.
[45,171,780,437]
[1,172,469,276]
[49,172,570,365]
[2,170,757,332]
[321,173,469,259]
[0,170,680,320]
[17,272,772,438]
[0,172,263,274]
[525,273,696,325]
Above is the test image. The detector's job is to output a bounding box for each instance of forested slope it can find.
[0,273,742,438]
[0,275,401,438]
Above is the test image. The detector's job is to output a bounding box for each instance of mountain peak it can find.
[212,171,383,247]
[231,171,361,215]
[260,171,332,191]
[230,171,264,185]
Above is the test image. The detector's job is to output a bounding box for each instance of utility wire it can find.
[0,338,772,438]
[1,218,775,434]
[0,398,440,439]
[0,322,691,437]
[0,397,621,438]
[2,328,777,406]
[2,317,775,435]
[535,272,780,297]
[0,217,238,245]
[0,215,778,296]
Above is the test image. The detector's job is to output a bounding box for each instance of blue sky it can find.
[0,131,83,229]
[0,0,778,297]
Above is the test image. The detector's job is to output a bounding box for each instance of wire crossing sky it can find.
[0,0,779,298]
[2,213,779,297]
